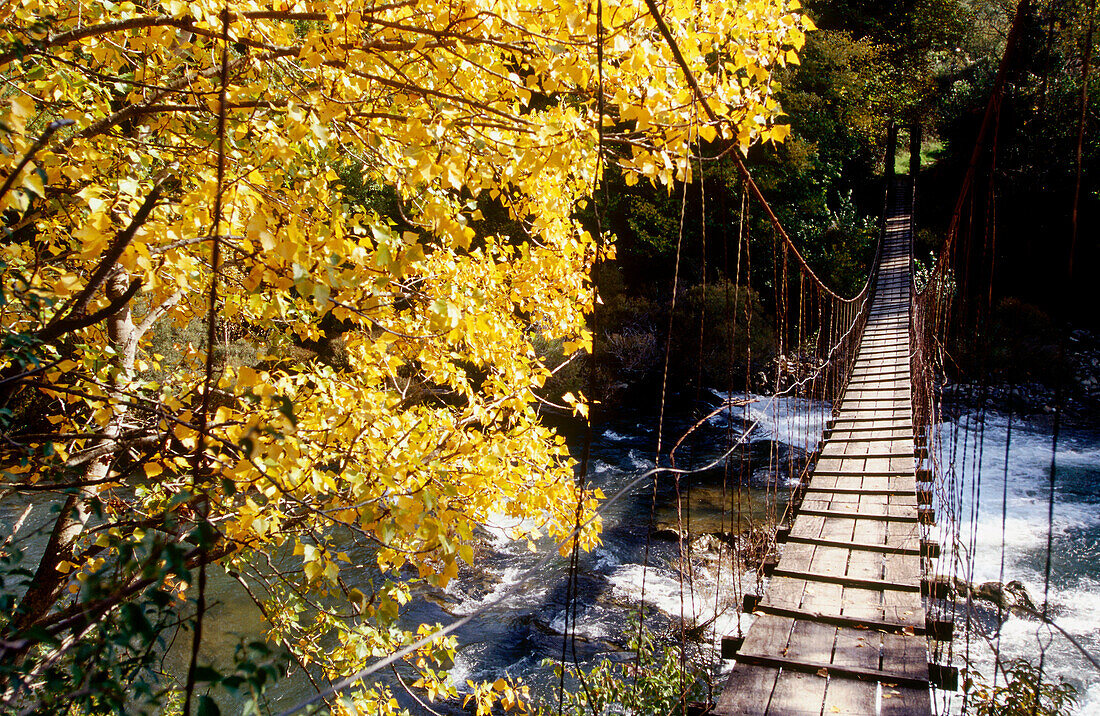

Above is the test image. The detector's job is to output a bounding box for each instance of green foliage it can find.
[966,658,1078,716]
[674,280,778,385]
[542,618,710,716]
[0,522,283,715]
[780,29,892,160]
[804,0,979,123]
[625,192,685,258]
[756,28,890,296]
[0,529,179,713]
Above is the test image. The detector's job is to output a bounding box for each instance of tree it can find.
[0,0,810,711]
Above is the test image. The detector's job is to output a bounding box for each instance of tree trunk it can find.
[9,268,139,634]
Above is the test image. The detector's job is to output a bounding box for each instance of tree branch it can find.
[36,184,163,343]
[0,119,74,203]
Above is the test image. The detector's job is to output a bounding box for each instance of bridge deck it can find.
[714,189,930,715]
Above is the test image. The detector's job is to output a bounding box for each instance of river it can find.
[931,406,1100,714]
[412,392,1100,715]
[9,389,1097,714]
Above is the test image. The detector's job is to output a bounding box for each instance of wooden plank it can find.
[712,665,780,716]
[765,617,835,714]
[777,541,818,572]
[809,475,917,491]
[811,471,917,478]
[824,434,915,443]
[881,631,929,682]
[795,507,919,522]
[786,534,920,555]
[881,686,933,715]
[770,568,920,592]
[715,614,793,715]
[752,602,925,635]
[815,452,917,460]
[803,486,918,498]
[838,400,911,407]
[827,424,914,434]
[880,587,924,627]
[823,628,881,714]
[765,672,830,716]
[731,652,929,689]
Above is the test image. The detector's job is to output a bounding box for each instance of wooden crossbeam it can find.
[814,452,917,460]
[769,568,920,592]
[811,470,916,477]
[784,534,920,555]
[795,507,919,522]
[822,434,915,442]
[731,653,929,689]
[747,603,933,637]
[802,486,918,497]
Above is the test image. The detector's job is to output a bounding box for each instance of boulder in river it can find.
[953,578,1039,615]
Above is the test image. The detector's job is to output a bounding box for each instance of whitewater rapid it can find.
[931,409,1100,714]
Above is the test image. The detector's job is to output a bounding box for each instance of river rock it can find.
[953,578,1038,615]
[692,533,726,554]
[653,522,688,541]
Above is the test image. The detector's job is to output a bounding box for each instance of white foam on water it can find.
[548,608,611,640]
[1053,582,1100,634]
[450,566,548,616]
[745,394,830,450]
[932,412,1100,714]
[605,563,744,645]
[1078,683,1100,715]
[591,459,614,474]
[593,547,621,569]
[447,650,476,690]
[607,564,686,615]
[603,429,631,442]
[626,449,654,471]
[935,414,1100,574]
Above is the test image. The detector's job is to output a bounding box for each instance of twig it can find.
[0,119,74,203]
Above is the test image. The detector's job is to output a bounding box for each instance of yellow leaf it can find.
[10,94,34,121]
[21,169,44,197]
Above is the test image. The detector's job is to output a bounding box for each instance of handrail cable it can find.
[639,0,869,306]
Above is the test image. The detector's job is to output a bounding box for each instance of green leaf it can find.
[197,694,222,716]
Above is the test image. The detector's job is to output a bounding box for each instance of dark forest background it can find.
[544,0,1100,403]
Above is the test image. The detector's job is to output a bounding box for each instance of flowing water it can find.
[931,408,1100,715]
[402,390,819,714]
[415,395,1100,715]
[5,391,1098,715]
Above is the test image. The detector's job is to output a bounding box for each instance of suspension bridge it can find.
[710,178,947,715]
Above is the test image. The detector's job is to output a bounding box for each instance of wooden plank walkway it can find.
[714,186,931,716]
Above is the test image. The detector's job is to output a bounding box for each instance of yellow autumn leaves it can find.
[0,0,807,709]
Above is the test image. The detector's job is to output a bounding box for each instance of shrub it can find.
[965,658,1078,716]
[542,618,710,716]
